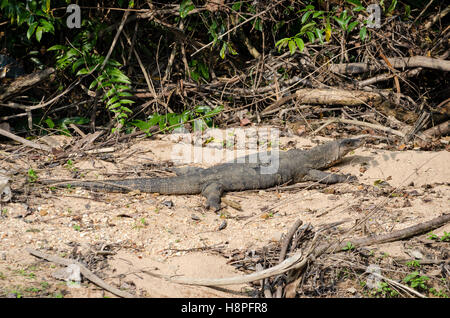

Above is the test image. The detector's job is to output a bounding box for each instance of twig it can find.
[330,56,450,74]
[191,1,281,56]
[99,10,129,72]
[314,118,405,138]
[26,248,134,298]
[0,127,52,152]
[278,219,303,263]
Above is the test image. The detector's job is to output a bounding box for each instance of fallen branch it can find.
[414,120,450,147]
[330,56,450,75]
[0,127,52,152]
[170,213,449,286]
[261,88,382,115]
[26,248,134,298]
[0,68,55,101]
[314,118,405,138]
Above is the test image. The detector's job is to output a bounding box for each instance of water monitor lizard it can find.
[44,138,362,210]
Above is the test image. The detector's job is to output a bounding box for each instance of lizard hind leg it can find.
[201,182,224,211]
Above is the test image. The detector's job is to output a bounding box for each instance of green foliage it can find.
[403,271,429,291]
[27,168,38,183]
[44,117,89,136]
[180,0,195,19]
[275,2,373,55]
[427,231,450,242]
[1,0,55,42]
[129,105,223,134]
[406,260,421,268]
[48,21,134,129]
[342,242,355,251]
[189,59,210,82]
[373,282,399,297]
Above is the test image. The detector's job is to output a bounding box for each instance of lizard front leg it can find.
[304,169,357,184]
[201,182,224,211]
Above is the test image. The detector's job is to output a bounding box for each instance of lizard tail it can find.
[43,176,202,195]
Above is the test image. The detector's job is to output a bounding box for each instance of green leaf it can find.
[39,19,54,33]
[27,22,38,39]
[298,5,314,13]
[348,20,359,32]
[118,99,134,104]
[313,11,324,18]
[232,2,242,11]
[76,68,90,75]
[353,6,366,12]
[359,26,367,41]
[121,106,133,113]
[48,45,67,51]
[275,38,289,51]
[195,105,211,113]
[346,0,362,6]
[306,31,315,43]
[220,42,226,59]
[288,39,296,55]
[35,26,43,42]
[45,118,55,129]
[180,0,195,19]
[72,59,86,73]
[294,37,304,52]
[301,11,312,24]
[300,22,316,34]
[106,96,119,107]
[387,0,397,15]
[315,28,324,44]
[130,120,152,131]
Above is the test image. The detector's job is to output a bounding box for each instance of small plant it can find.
[429,288,448,298]
[65,159,77,172]
[427,231,439,240]
[403,271,429,291]
[27,168,38,183]
[189,59,210,82]
[72,224,81,231]
[440,231,450,242]
[342,242,355,251]
[375,282,399,298]
[406,260,421,268]
[16,269,36,279]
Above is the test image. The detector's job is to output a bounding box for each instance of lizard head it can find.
[328,138,362,166]
[309,138,363,169]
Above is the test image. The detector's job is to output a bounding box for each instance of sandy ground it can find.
[0,129,448,297]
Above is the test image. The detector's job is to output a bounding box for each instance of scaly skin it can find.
[44,138,362,210]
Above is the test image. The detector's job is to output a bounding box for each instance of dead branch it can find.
[0,127,52,152]
[0,68,55,101]
[26,248,134,298]
[261,88,382,115]
[414,120,450,147]
[330,56,450,75]
[169,213,449,286]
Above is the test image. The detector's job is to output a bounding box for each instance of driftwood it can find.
[0,127,52,152]
[314,118,405,138]
[170,213,450,286]
[0,67,55,101]
[414,120,450,147]
[330,56,450,75]
[261,88,382,115]
[26,248,134,298]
